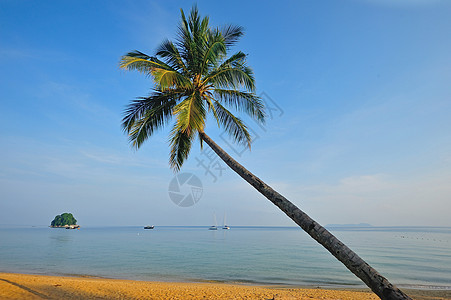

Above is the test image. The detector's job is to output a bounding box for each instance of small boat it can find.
[144,225,155,229]
[222,213,230,230]
[209,213,218,230]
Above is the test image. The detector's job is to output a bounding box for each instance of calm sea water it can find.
[0,226,450,290]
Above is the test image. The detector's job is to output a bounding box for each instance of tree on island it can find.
[50,213,77,227]
[119,6,411,300]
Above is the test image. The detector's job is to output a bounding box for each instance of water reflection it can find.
[49,233,73,243]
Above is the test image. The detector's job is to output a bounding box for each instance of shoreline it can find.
[1,272,450,300]
[3,269,450,291]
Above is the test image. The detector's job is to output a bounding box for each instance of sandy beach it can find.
[0,272,449,300]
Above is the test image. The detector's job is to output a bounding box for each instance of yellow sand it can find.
[0,272,448,300]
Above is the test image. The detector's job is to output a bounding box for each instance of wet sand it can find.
[0,272,449,299]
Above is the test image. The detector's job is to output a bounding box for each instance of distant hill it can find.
[326,223,373,228]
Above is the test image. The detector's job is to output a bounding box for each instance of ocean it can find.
[0,226,450,290]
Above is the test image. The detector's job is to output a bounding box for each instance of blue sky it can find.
[1,0,450,227]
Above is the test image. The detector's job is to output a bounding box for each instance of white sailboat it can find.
[222,212,230,230]
[209,213,218,230]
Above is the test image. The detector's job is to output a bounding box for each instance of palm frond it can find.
[219,51,247,67]
[200,30,226,74]
[151,68,192,90]
[220,24,244,49]
[169,123,195,171]
[120,50,191,90]
[119,50,172,74]
[176,8,192,59]
[122,91,181,149]
[182,5,209,75]
[214,89,265,123]
[213,101,251,148]
[205,65,255,91]
[202,51,255,91]
[156,39,189,74]
[188,5,201,34]
[203,93,220,126]
[173,92,206,133]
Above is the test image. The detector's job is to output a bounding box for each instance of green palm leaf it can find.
[169,123,195,171]
[200,31,226,74]
[173,93,206,133]
[122,91,181,149]
[214,89,265,122]
[119,50,172,74]
[156,39,189,74]
[220,24,244,49]
[205,65,255,91]
[213,101,251,147]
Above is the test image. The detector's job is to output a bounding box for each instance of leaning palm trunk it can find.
[199,131,411,300]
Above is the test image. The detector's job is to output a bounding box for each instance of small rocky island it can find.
[50,212,80,229]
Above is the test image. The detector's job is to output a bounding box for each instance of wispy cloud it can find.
[0,135,167,186]
[37,81,117,120]
[112,1,175,48]
[362,0,444,8]
[0,47,34,59]
[80,148,167,169]
[0,46,72,62]
[288,171,451,226]
[295,174,393,202]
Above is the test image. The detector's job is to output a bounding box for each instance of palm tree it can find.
[119,6,411,300]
